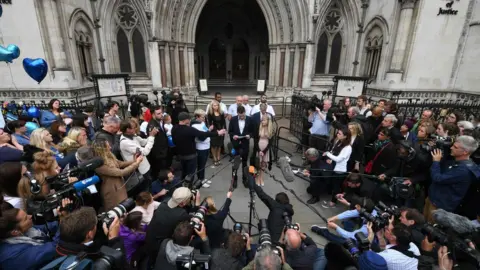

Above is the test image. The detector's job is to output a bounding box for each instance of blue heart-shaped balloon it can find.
[0,46,13,63]
[23,58,48,84]
[0,5,3,18]
[6,45,20,59]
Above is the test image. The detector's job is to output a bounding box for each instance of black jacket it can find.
[94,129,121,158]
[285,235,318,270]
[210,247,254,270]
[347,135,365,170]
[205,198,232,248]
[145,203,191,265]
[154,237,211,270]
[252,183,294,243]
[147,119,169,160]
[228,116,254,151]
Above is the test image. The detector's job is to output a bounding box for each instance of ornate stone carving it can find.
[115,3,139,30]
[400,0,417,10]
[181,0,195,40]
[282,0,294,41]
[171,0,181,40]
[324,9,343,33]
[269,0,284,41]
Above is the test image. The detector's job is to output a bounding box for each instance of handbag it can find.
[364,143,391,174]
[123,170,145,192]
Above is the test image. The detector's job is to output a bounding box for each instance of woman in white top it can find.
[0,162,27,210]
[322,126,352,208]
[192,109,213,188]
[130,191,161,225]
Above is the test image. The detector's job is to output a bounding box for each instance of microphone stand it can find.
[228,172,260,236]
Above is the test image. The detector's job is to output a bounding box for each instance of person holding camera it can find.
[56,207,125,262]
[377,223,420,270]
[243,245,293,270]
[398,208,425,248]
[203,191,233,248]
[146,187,200,267]
[281,224,318,270]
[211,231,254,270]
[154,220,211,270]
[424,136,480,223]
[0,198,70,270]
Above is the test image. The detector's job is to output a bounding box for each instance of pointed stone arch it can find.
[360,16,390,80]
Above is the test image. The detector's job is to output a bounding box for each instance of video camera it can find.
[30,175,100,224]
[283,211,299,231]
[358,208,388,232]
[41,245,124,270]
[419,135,453,152]
[343,232,370,258]
[387,177,415,200]
[45,158,104,190]
[257,219,282,257]
[190,199,208,231]
[97,198,135,228]
[176,253,211,270]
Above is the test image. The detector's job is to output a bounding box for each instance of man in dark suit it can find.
[229,105,254,188]
[147,105,170,179]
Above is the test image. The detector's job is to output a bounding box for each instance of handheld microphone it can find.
[72,175,100,191]
[25,171,41,195]
[278,156,295,182]
[432,209,479,235]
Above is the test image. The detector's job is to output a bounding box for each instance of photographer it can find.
[250,176,294,243]
[307,99,332,152]
[211,231,254,270]
[377,223,420,270]
[0,198,70,269]
[399,208,425,248]
[56,207,125,261]
[281,225,318,270]
[154,220,211,270]
[151,168,180,202]
[146,187,199,267]
[166,91,189,125]
[424,136,480,223]
[243,246,293,270]
[203,191,233,248]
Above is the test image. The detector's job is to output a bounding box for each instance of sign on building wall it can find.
[97,78,127,98]
[257,80,265,93]
[199,79,208,92]
[336,78,365,97]
[438,1,459,16]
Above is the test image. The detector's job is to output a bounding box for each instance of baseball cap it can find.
[167,187,192,208]
[178,112,190,122]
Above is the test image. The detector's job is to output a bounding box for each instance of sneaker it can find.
[321,200,336,208]
[311,225,327,233]
[210,164,216,168]
[261,183,265,187]
[201,179,212,185]
[202,183,211,188]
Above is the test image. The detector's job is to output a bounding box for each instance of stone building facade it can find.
[0,0,478,102]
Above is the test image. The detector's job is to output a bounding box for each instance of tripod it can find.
[228,174,260,236]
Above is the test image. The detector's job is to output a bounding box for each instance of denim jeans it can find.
[316,228,348,245]
[196,149,209,180]
[181,157,197,183]
[313,248,327,270]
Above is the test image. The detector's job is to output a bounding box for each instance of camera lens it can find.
[258,219,272,246]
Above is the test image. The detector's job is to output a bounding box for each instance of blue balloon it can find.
[6,45,20,59]
[5,112,17,122]
[27,106,41,119]
[231,148,237,156]
[0,46,13,63]
[23,58,48,83]
[25,122,39,136]
[168,135,175,147]
[0,5,3,18]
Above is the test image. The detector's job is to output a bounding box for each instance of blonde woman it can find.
[203,191,233,248]
[30,127,76,169]
[92,139,142,210]
[207,100,226,166]
[58,127,89,155]
[347,122,365,171]
[256,115,273,186]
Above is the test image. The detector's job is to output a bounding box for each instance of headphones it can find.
[24,171,41,195]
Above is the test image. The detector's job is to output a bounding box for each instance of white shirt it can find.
[131,201,160,225]
[140,121,148,135]
[378,243,420,270]
[164,123,173,136]
[4,195,24,210]
[0,113,6,129]
[119,135,155,174]
[227,103,242,117]
[192,122,211,150]
[243,104,252,116]
[238,119,245,134]
[358,106,372,117]
[251,103,275,116]
[206,102,228,115]
[326,145,352,172]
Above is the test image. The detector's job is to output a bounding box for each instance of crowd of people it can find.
[0,91,479,270]
[301,95,480,269]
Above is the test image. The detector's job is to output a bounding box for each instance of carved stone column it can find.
[282,46,289,87]
[297,46,306,88]
[187,45,195,87]
[159,42,167,87]
[179,46,185,86]
[302,44,315,88]
[169,45,177,87]
[387,0,417,81]
[268,47,276,86]
[149,41,162,88]
[287,47,295,87]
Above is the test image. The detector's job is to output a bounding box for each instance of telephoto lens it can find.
[343,239,361,258]
[258,219,272,247]
[282,211,299,231]
[98,198,135,228]
[190,199,209,230]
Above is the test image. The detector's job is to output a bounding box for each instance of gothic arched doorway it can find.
[195,0,268,84]
[209,39,226,79]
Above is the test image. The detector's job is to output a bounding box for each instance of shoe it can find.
[202,183,210,188]
[261,183,265,187]
[211,164,216,168]
[322,203,336,209]
[201,179,212,185]
[302,156,306,160]
[307,197,319,204]
[311,225,328,234]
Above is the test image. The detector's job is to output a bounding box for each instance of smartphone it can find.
[136,147,142,156]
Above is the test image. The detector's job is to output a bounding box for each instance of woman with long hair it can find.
[120,211,147,264]
[256,115,273,186]
[347,122,365,172]
[321,127,352,208]
[207,100,226,167]
[203,191,233,248]
[92,139,142,210]
[58,127,89,155]
[40,99,72,128]
[50,120,67,145]
[0,162,27,209]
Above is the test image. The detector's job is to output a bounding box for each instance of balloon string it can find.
[7,63,18,90]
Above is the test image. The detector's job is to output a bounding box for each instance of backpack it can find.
[40,254,93,270]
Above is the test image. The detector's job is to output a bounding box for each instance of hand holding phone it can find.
[135,147,142,157]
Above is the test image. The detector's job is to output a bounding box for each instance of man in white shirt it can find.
[206,92,228,114]
[356,95,372,117]
[227,96,243,120]
[242,95,253,116]
[378,223,420,270]
[251,94,275,116]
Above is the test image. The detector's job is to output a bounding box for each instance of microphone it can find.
[278,156,295,182]
[25,171,41,195]
[432,209,478,235]
[72,175,100,191]
[233,156,242,171]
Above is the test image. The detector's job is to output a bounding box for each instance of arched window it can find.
[74,19,95,77]
[115,3,147,73]
[364,26,383,79]
[315,8,344,75]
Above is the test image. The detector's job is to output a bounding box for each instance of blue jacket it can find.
[40,110,72,128]
[429,160,474,212]
[0,222,60,270]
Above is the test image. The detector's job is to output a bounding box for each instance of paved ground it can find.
[196,118,342,247]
